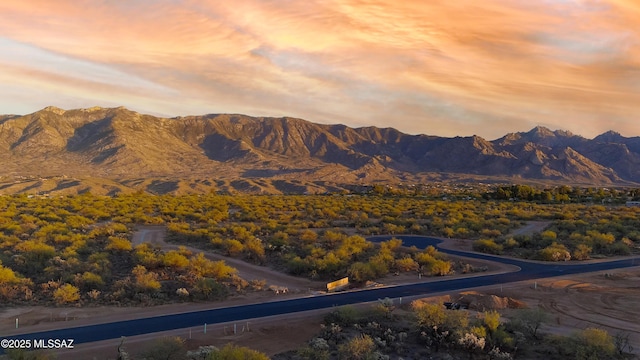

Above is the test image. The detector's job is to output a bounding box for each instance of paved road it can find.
[3,236,638,348]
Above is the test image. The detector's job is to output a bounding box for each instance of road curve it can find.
[3,236,639,349]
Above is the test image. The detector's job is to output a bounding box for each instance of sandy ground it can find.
[2,222,639,359]
[497,268,640,353]
[528,271,640,342]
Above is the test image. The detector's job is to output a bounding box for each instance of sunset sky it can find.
[1,0,638,139]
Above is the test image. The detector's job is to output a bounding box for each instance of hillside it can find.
[0,106,638,194]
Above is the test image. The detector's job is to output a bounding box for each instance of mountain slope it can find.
[0,106,638,194]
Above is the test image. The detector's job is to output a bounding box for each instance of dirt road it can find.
[132,226,325,291]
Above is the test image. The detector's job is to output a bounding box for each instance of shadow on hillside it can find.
[242,168,309,178]
[50,180,82,192]
[146,180,179,194]
[272,180,312,193]
[0,115,20,125]
[199,134,249,161]
[66,117,123,164]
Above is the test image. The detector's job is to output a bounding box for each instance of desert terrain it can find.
[1,225,639,359]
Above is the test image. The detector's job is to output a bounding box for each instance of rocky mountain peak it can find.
[0,107,637,194]
[42,106,66,115]
[528,126,556,138]
[595,130,624,143]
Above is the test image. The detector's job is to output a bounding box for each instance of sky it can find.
[0,0,639,140]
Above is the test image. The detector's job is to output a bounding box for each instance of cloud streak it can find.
[0,0,638,138]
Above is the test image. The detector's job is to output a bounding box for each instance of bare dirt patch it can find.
[486,268,640,354]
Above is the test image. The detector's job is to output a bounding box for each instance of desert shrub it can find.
[53,283,80,304]
[488,347,513,360]
[250,279,267,291]
[338,334,376,360]
[208,343,269,360]
[491,328,515,349]
[324,305,360,326]
[502,237,519,249]
[163,251,189,268]
[76,271,104,290]
[394,257,418,272]
[412,301,445,329]
[348,261,377,282]
[5,349,56,360]
[105,236,132,251]
[538,242,571,261]
[606,242,631,256]
[297,338,330,360]
[572,244,592,260]
[87,289,100,300]
[141,336,185,360]
[427,259,452,276]
[413,300,469,347]
[541,230,557,242]
[473,239,503,255]
[186,345,217,359]
[14,241,56,272]
[574,327,616,360]
[132,265,161,292]
[188,253,236,280]
[458,332,486,355]
[134,243,162,268]
[0,263,19,284]
[192,277,228,300]
[443,309,469,338]
[510,307,548,339]
[296,346,329,360]
[286,256,313,276]
[482,310,501,333]
[374,297,396,319]
[470,325,487,339]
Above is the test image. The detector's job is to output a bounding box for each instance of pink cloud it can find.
[0,0,638,138]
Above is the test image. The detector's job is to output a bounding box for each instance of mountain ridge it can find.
[0,106,638,195]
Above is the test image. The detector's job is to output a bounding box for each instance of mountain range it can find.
[0,106,638,195]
